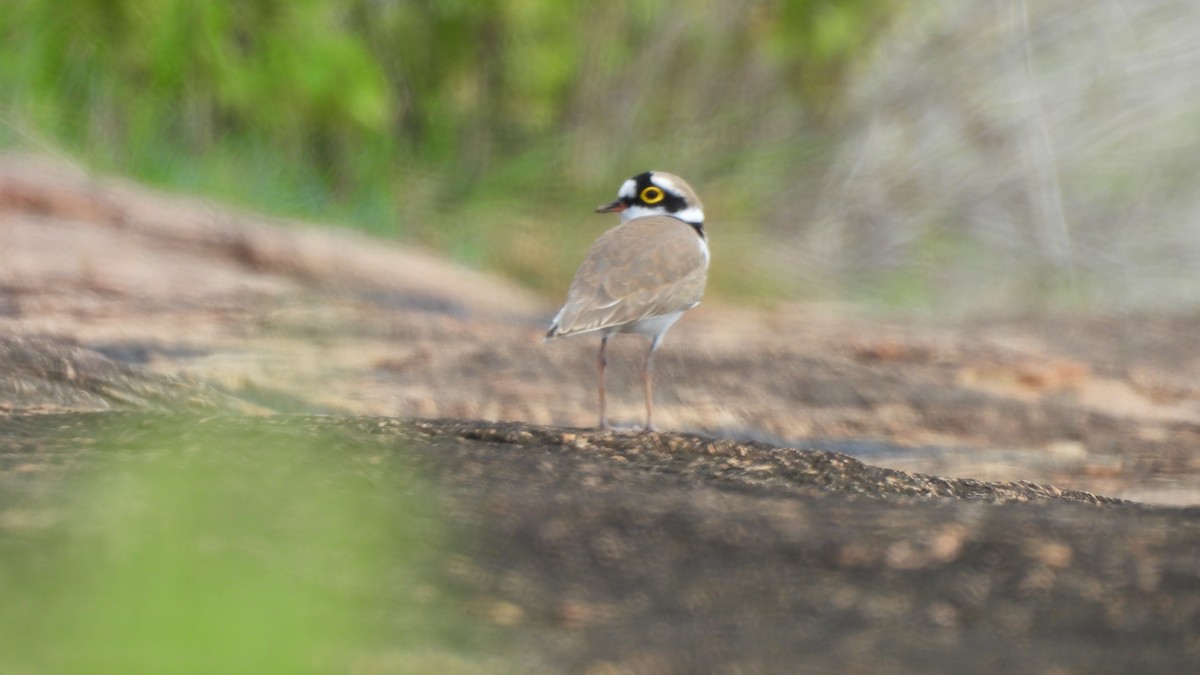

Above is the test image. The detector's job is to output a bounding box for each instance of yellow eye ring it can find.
[640,186,665,204]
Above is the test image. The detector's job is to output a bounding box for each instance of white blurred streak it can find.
[808,0,1200,311]
[1016,0,1072,273]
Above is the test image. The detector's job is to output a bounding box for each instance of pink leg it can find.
[641,335,662,431]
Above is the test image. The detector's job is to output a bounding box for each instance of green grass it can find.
[0,0,905,305]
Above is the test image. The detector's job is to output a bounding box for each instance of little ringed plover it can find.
[545,171,708,431]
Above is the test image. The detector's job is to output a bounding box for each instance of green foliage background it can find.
[0,0,903,299]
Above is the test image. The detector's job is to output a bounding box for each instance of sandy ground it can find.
[2,153,1200,505]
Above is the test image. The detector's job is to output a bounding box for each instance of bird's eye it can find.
[640,186,665,204]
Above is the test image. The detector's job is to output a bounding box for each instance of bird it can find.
[545,171,709,431]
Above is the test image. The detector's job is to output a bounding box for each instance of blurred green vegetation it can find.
[0,416,507,674]
[0,0,905,301]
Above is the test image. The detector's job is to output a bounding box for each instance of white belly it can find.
[611,310,685,337]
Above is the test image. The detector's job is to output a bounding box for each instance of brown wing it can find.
[547,217,708,337]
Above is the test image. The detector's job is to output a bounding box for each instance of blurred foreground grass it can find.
[0,416,506,674]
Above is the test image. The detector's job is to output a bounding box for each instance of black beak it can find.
[595,199,627,214]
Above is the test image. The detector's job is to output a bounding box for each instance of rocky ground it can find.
[2,155,1200,672]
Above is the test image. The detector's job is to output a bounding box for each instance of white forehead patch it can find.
[617,178,637,199]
